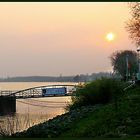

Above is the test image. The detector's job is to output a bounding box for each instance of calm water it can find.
[0,82,75,134]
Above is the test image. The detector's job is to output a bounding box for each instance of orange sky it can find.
[0,2,136,77]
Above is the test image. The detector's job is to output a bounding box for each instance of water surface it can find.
[0,82,74,134]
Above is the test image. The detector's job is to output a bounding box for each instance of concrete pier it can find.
[0,96,16,116]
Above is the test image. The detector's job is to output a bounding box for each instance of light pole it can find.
[136,46,140,81]
[126,54,129,81]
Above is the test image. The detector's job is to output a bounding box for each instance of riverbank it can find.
[7,79,140,138]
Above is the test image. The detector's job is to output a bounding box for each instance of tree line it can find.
[0,73,112,82]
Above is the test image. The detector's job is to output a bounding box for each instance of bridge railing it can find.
[0,90,17,96]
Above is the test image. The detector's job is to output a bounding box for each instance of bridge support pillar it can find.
[0,96,16,116]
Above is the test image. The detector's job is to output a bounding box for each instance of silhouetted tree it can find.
[126,2,140,46]
[110,50,138,80]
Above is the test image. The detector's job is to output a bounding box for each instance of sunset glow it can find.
[106,32,115,41]
[0,2,134,76]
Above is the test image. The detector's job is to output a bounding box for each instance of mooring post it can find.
[0,96,16,116]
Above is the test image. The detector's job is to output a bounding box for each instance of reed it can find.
[0,113,48,137]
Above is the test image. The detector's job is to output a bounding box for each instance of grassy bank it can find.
[9,78,140,138]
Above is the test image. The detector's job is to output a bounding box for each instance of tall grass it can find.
[0,113,48,137]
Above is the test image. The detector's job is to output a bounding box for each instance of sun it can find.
[106,32,115,41]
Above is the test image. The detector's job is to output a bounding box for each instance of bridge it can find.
[0,84,77,99]
[0,84,77,115]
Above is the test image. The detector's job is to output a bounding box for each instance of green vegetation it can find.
[63,78,140,138]
[9,78,140,138]
[68,78,124,110]
[62,88,140,137]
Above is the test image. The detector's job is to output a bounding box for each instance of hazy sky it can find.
[0,2,136,77]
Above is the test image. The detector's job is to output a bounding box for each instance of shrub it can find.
[68,78,124,110]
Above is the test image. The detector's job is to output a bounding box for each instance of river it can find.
[0,82,76,135]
